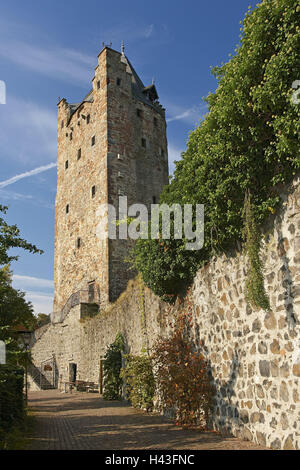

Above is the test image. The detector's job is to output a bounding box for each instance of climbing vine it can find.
[134,0,300,303]
[138,274,148,353]
[243,192,270,311]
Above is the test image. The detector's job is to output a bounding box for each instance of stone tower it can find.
[53,46,168,317]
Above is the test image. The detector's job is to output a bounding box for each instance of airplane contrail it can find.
[0,162,57,188]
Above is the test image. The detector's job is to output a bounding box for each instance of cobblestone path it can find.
[27,390,266,450]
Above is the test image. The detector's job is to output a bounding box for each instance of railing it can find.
[28,361,55,390]
[50,288,100,324]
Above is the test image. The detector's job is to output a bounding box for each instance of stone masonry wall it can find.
[54,48,168,312]
[30,178,300,450]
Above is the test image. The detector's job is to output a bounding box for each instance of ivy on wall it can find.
[243,192,270,310]
[134,0,300,304]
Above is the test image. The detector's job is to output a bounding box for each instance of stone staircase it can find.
[50,289,100,324]
[28,361,55,390]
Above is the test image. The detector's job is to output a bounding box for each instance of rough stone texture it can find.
[54,47,168,314]
[29,177,300,450]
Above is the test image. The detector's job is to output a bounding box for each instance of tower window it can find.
[116,77,121,86]
[91,185,96,198]
[70,133,73,141]
[153,117,157,126]
[91,135,95,146]
[66,204,69,214]
[77,148,81,160]
[152,196,156,204]
[161,148,165,157]
[87,114,90,124]
[141,138,146,148]
[61,120,64,129]
[77,237,81,249]
[65,160,69,170]
[137,109,142,118]
[97,80,100,89]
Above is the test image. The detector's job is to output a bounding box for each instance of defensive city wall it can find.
[29,177,300,450]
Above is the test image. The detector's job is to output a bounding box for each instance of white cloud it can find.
[0,18,158,87]
[166,103,207,125]
[12,276,54,315]
[0,189,33,201]
[0,41,94,86]
[25,292,54,315]
[0,162,57,189]
[0,188,55,209]
[94,23,157,45]
[0,96,57,165]
[13,275,54,290]
[167,143,184,175]
[144,24,154,38]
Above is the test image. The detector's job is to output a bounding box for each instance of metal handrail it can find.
[50,288,100,324]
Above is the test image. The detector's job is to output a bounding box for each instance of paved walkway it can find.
[27,390,265,450]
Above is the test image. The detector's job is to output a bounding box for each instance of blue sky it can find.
[0,0,253,314]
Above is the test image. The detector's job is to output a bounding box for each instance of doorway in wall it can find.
[99,359,104,394]
[88,281,95,303]
[69,363,77,383]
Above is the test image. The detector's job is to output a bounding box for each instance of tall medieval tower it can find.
[53,46,168,317]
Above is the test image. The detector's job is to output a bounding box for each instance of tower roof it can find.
[121,55,160,109]
[64,48,164,124]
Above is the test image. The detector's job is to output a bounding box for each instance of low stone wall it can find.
[29,179,300,450]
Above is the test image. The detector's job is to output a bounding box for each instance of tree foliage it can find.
[0,365,25,449]
[0,267,36,365]
[103,333,125,400]
[0,205,42,269]
[35,313,51,329]
[0,205,43,362]
[134,0,300,301]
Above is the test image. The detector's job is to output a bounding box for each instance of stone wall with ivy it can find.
[188,178,300,450]
[29,178,300,450]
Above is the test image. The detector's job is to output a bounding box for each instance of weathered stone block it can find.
[259,360,270,377]
[264,312,277,329]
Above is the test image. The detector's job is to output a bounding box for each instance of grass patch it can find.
[0,411,36,450]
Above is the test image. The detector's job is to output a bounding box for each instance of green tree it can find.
[35,313,50,328]
[0,205,42,269]
[135,0,300,302]
[0,267,37,364]
[0,205,42,361]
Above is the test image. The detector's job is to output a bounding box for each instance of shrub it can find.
[152,315,214,428]
[102,333,125,400]
[121,354,155,410]
[0,365,25,449]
